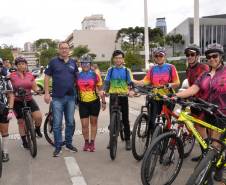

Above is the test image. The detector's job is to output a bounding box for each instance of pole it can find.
[144,0,149,70]
[194,0,200,46]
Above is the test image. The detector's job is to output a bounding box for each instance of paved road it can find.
[0,95,223,185]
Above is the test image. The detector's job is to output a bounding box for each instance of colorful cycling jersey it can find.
[143,63,180,95]
[77,70,102,102]
[103,66,133,94]
[194,65,226,114]
[186,62,209,98]
[10,72,34,101]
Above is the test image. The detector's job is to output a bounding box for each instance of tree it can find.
[71,45,90,59]
[35,39,58,50]
[39,47,57,66]
[124,50,144,71]
[0,48,14,62]
[165,34,184,56]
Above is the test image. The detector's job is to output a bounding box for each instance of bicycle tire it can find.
[186,149,217,185]
[0,137,2,178]
[182,132,195,158]
[44,113,54,146]
[132,113,149,161]
[25,112,37,158]
[152,124,163,141]
[141,131,184,185]
[109,112,119,160]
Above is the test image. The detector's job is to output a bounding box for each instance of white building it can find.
[82,14,106,30]
[24,42,35,52]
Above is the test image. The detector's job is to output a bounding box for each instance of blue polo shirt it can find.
[45,57,78,98]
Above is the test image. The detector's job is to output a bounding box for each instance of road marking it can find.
[64,156,87,185]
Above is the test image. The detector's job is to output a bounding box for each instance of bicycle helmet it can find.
[205,43,224,55]
[15,56,27,65]
[184,44,200,55]
[153,47,166,55]
[80,54,92,63]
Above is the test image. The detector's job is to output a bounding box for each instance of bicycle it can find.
[43,98,75,147]
[15,88,38,158]
[0,135,2,178]
[131,85,194,161]
[141,97,226,185]
[108,93,126,160]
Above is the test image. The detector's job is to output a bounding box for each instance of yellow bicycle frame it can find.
[177,111,226,167]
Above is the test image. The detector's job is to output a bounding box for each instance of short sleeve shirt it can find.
[194,65,226,114]
[10,72,34,101]
[143,63,180,95]
[77,70,102,102]
[45,57,78,98]
[104,66,133,94]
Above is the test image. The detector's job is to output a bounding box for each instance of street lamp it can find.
[194,0,200,46]
[144,0,150,70]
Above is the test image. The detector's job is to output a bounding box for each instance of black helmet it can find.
[205,43,224,55]
[80,54,92,63]
[153,47,166,55]
[184,44,200,55]
[15,56,27,65]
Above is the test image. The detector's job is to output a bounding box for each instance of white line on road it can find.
[64,156,87,185]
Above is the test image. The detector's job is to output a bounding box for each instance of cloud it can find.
[0,17,28,37]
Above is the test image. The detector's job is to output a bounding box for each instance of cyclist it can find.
[175,43,226,182]
[0,60,14,162]
[77,55,106,152]
[184,44,210,162]
[100,50,134,150]
[133,47,180,132]
[10,56,43,149]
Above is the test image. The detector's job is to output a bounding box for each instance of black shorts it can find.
[0,110,9,123]
[14,99,40,119]
[79,99,100,119]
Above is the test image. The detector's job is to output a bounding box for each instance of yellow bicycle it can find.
[141,97,226,185]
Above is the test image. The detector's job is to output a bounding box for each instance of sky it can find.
[0,0,225,48]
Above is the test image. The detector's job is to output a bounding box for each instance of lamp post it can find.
[144,0,150,70]
[194,0,200,46]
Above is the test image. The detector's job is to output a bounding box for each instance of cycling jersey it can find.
[195,65,226,114]
[10,72,34,101]
[103,66,133,94]
[143,63,180,95]
[77,70,102,102]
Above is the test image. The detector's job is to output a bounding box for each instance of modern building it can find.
[24,42,35,52]
[156,17,167,35]
[169,14,226,56]
[82,14,106,30]
[65,15,119,61]
[20,51,38,69]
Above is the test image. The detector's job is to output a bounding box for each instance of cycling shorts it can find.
[79,98,100,119]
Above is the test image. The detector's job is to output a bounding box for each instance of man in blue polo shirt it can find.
[44,41,78,157]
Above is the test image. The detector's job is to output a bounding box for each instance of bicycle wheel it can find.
[152,124,163,141]
[0,137,2,178]
[132,113,150,161]
[25,112,37,158]
[44,113,54,146]
[182,130,195,158]
[109,112,119,160]
[186,149,217,185]
[141,131,184,185]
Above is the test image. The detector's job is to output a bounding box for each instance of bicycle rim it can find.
[132,113,149,161]
[141,132,184,185]
[25,112,37,158]
[109,112,119,160]
[44,113,54,146]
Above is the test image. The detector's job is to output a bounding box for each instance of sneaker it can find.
[83,142,90,152]
[2,152,9,162]
[65,144,78,153]
[35,127,43,138]
[89,142,95,152]
[53,148,62,157]
[191,155,202,162]
[22,141,29,149]
[125,140,131,151]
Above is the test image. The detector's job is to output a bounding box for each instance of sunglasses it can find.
[206,54,219,60]
[81,62,90,66]
[154,54,165,58]
[186,53,196,57]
